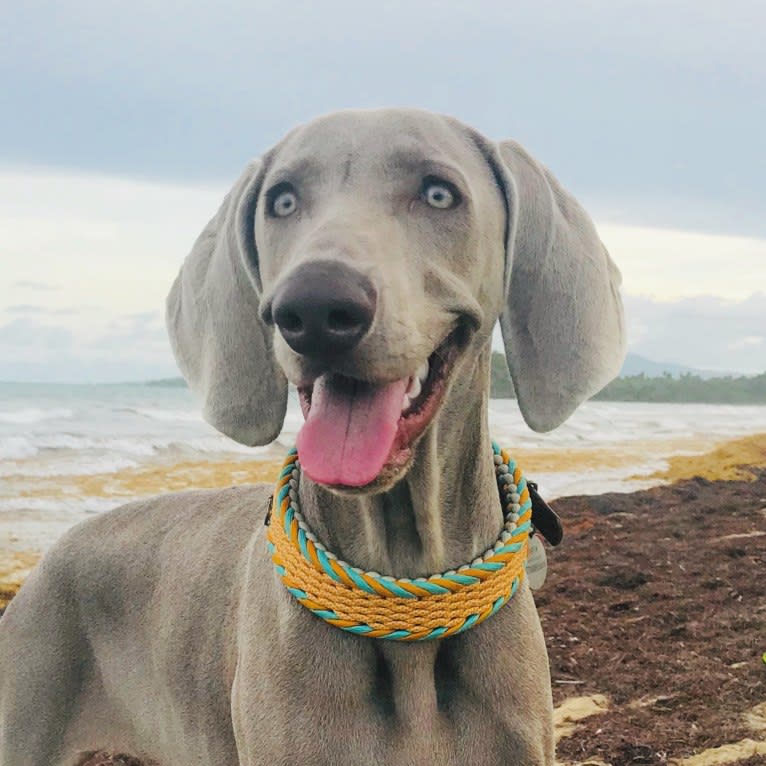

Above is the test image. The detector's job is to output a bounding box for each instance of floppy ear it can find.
[494,140,626,432]
[166,159,288,446]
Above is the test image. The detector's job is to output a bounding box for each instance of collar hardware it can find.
[528,481,564,547]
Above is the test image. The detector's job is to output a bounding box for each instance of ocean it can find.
[3,381,766,551]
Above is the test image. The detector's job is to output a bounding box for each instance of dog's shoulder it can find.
[24,484,273,620]
[59,482,273,551]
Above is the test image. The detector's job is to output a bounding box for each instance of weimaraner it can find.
[0,108,625,765]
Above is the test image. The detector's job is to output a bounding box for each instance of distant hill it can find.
[619,353,735,380]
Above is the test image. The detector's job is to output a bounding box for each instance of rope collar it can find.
[266,442,532,641]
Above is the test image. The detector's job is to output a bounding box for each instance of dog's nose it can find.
[270,262,377,356]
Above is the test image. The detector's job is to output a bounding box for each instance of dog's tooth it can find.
[407,375,422,400]
[401,392,412,412]
[417,360,429,384]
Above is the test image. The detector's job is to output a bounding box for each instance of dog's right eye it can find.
[267,184,299,218]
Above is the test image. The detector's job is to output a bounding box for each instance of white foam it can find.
[489,401,766,449]
[128,407,204,423]
[32,434,162,456]
[0,437,38,460]
[0,407,74,424]
[533,459,671,499]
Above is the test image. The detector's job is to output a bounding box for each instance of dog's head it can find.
[167,108,625,490]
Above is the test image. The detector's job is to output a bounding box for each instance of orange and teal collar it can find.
[266,442,533,641]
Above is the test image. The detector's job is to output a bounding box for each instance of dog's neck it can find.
[297,347,502,577]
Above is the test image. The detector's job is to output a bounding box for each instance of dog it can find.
[0,108,625,765]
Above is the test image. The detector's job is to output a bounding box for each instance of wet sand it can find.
[3,433,766,605]
[6,432,766,510]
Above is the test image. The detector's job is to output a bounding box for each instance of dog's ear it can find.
[166,159,288,445]
[493,140,626,432]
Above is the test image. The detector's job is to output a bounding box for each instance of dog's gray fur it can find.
[0,108,625,765]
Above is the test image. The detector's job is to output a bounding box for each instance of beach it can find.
[4,381,766,553]
[2,385,766,764]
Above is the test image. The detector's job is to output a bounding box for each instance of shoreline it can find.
[2,432,766,555]
[3,432,766,610]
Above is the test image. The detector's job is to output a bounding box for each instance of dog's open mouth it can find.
[296,331,463,488]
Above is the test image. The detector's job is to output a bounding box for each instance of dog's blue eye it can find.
[422,178,459,210]
[268,185,298,218]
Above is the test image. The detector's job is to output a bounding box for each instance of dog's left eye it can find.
[267,184,299,218]
[421,177,461,210]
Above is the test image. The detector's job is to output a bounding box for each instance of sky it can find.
[1,0,765,382]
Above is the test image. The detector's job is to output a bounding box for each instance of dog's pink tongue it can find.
[297,375,408,487]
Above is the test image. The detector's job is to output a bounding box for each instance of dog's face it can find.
[167,108,626,493]
[254,111,507,490]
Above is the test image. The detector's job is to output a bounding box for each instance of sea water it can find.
[2,382,766,549]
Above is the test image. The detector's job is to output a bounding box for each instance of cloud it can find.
[0,318,74,350]
[597,224,766,301]
[731,336,764,350]
[1,1,764,236]
[0,312,176,383]
[0,168,222,322]
[13,280,58,291]
[6,304,78,316]
[624,293,766,374]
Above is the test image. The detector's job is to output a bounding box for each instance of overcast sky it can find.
[1,0,765,382]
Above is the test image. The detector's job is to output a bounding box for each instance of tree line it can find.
[490,352,766,404]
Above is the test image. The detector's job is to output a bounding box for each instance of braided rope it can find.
[267,443,532,641]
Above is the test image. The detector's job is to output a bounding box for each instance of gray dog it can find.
[0,108,625,765]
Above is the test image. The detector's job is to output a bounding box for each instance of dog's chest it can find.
[234,630,549,765]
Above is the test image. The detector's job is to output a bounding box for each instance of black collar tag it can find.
[528,481,563,547]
